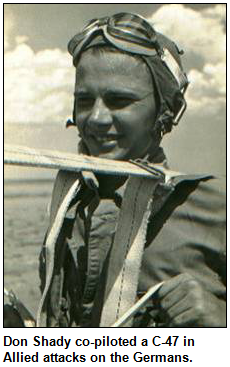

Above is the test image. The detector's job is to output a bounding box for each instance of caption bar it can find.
[2,334,195,363]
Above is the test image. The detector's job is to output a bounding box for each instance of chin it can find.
[88,146,119,160]
[95,149,131,161]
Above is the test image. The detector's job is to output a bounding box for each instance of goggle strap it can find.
[161,48,188,90]
[72,27,104,65]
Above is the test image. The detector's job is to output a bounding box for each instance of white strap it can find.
[161,48,187,90]
[100,176,160,327]
[36,171,79,327]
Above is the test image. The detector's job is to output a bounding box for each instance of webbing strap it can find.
[100,175,161,327]
[36,171,79,327]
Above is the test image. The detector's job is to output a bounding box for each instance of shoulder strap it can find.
[100,175,162,327]
[36,170,80,327]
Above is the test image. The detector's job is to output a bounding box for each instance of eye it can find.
[76,95,95,109]
[106,95,135,109]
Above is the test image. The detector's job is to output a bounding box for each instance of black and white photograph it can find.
[4,3,226,329]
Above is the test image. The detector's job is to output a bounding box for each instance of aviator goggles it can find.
[68,13,188,92]
[68,12,188,127]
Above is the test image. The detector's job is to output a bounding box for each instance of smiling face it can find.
[74,49,159,161]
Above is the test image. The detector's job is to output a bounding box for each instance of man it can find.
[38,13,226,328]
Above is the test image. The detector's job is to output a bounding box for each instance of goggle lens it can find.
[110,13,155,40]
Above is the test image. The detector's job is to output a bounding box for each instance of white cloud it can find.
[149,4,225,64]
[4,43,75,123]
[15,35,29,45]
[4,5,75,124]
[202,4,226,21]
[148,4,226,115]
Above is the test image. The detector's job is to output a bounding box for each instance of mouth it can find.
[89,133,123,144]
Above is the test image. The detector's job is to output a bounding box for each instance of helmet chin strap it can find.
[155,109,175,137]
[141,56,174,136]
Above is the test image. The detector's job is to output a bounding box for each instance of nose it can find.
[87,98,113,131]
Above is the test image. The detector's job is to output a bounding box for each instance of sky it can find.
[4,4,226,179]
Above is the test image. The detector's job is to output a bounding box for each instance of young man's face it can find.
[74,50,159,161]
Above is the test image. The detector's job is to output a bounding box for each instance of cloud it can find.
[148,4,226,116]
[149,4,225,64]
[202,4,226,21]
[4,43,75,123]
[15,35,29,45]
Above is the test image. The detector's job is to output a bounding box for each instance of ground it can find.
[4,180,53,318]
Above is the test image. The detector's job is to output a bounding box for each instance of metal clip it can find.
[129,159,165,180]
